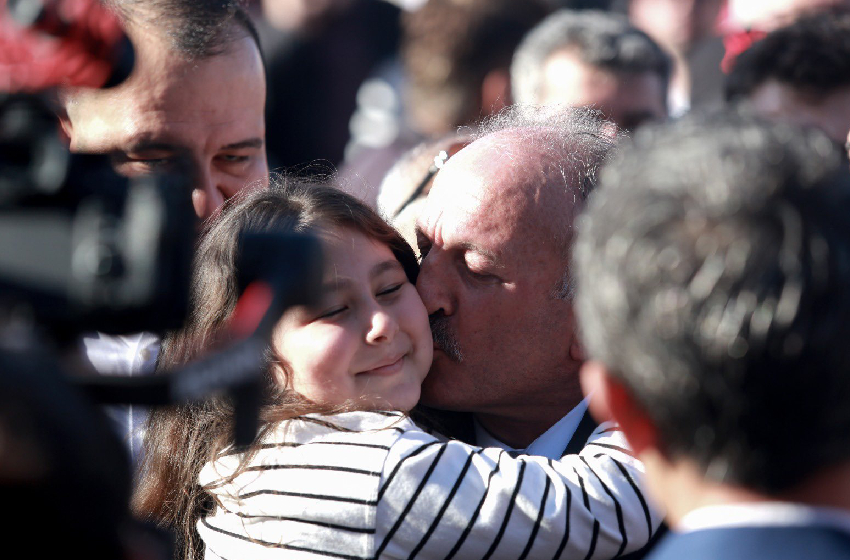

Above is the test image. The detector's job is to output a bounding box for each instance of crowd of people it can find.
[4,0,850,558]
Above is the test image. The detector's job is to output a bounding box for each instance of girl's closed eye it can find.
[377,282,404,297]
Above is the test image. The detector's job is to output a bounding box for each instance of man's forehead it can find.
[425,143,520,216]
[428,131,574,205]
[65,32,265,153]
[420,134,573,247]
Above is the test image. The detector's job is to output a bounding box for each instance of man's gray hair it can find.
[511,9,672,105]
[378,132,472,220]
[469,104,620,298]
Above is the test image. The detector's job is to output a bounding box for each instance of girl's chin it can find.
[361,387,421,412]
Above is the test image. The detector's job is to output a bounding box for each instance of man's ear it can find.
[568,332,586,362]
[580,360,657,456]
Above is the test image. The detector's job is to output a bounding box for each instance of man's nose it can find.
[416,250,455,316]
[191,170,228,219]
[365,307,399,345]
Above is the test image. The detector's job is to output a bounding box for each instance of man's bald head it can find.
[446,106,621,291]
[414,106,618,443]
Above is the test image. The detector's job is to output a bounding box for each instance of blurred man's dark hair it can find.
[725,8,850,146]
[725,8,850,102]
[104,0,261,58]
[401,0,551,136]
[576,111,850,494]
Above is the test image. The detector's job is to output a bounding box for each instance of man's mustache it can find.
[429,312,463,362]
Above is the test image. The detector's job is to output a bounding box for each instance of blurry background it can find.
[250,0,850,205]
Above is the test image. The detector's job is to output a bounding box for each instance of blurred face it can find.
[541,50,667,131]
[726,0,844,31]
[61,26,268,219]
[748,80,850,146]
[414,134,580,415]
[273,227,432,411]
[629,0,723,50]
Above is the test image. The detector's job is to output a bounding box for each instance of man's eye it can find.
[217,154,250,164]
[112,155,174,174]
[140,158,172,168]
[464,265,500,284]
[316,306,347,320]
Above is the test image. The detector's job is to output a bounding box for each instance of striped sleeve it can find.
[198,413,409,560]
[374,421,664,560]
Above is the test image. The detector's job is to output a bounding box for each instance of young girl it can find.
[134,179,658,560]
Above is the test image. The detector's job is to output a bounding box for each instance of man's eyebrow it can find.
[122,140,183,154]
[222,138,264,150]
[459,242,504,268]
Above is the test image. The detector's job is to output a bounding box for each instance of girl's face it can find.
[273,226,433,411]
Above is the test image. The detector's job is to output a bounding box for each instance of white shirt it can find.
[474,398,591,459]
[81,331,160,462]
[679,502,850,534]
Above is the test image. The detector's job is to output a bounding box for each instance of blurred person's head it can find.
[627,0,723,52]
[721,0,850,73]
[401,0,551,136]
[725,8,850,149]
[512,10,670,131]
[260,0,353,32]
[576,112,850,522]
[725,0,849,32]
[377,132,470,253]
[60,0,268,219]
[414,105,619,447]
[0,350,142,557]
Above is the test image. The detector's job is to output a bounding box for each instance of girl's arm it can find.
[376,422,662,560]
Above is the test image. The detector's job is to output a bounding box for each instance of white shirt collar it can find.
[679,502,850,535]
[473,397,590,460]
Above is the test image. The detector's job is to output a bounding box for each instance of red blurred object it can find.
[0,0,127,92]
[721,26,767,73]
[229,282,275,340]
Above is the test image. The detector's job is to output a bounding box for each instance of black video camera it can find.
[0,0,323,453]
[0,92,196,338]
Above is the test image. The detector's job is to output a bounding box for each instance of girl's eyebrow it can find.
[319,259,403,293]
[370,259,404,279]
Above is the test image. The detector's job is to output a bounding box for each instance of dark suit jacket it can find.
[646,525,850,560]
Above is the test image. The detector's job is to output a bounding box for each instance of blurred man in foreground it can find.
[576,113,850,559]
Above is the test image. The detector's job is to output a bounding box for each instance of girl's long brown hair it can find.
[132,177,418,559]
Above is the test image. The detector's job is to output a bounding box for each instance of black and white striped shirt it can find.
[199,411,661,560]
